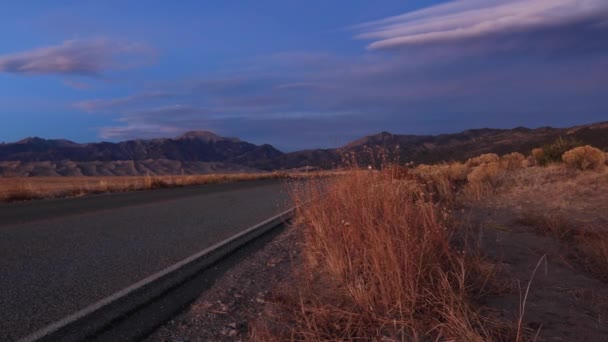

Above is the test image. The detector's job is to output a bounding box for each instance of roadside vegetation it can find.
[0,171,339,203]
[251,140,608,341]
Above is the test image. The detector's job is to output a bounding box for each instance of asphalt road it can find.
[0,180,293,341]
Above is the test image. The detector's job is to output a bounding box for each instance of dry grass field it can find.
[0,171,339,202]
[250,145,608,341]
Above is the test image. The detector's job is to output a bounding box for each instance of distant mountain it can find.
[0,130,282,167]
[1,122,607,176]
[274,122,608,169]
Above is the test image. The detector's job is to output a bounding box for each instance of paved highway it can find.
[0,180,292,341]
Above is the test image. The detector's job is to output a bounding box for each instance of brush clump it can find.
[500,152,527,171]
[466,153,500,167]
[561,145,606,171]
[253,168,514,341]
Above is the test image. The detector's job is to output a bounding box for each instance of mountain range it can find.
[1,122,607,176]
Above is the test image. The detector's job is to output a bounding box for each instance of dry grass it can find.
[251,147,608,340]
[412,162,469,203]
[0,171,340,202]
[252,168,517,341]
[482,162,608,283]
[516,211,608,283]
[572,231,608,283]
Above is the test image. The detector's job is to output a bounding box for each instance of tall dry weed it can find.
[254,168,516,341]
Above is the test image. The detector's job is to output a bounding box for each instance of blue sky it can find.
[1,0,607,151]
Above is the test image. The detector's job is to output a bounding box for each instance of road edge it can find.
[18,208,295,342]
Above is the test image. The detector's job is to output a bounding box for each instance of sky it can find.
[1,0,607,151]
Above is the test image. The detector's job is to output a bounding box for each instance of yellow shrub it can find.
[500,152,526,170]
[412,163,470,203]
[465,153,500,167]
[465,162,504,201]
[415,163,469,182]
[467,162,502,185]
[446,162,470,182]
[562,145,606,171]
[531,148,544,166]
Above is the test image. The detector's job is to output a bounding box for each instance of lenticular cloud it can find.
[356,0,608,50]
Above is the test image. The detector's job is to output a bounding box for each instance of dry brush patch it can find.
[0,171,341,202]
[251,169,518,341]
[412,162,469,204]
[251,151,608,340]
[561,145,606,171]
[465,153,500,168]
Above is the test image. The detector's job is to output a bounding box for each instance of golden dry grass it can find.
[252,146,608,340]
[0,171,341,202]
[252,168,517,341]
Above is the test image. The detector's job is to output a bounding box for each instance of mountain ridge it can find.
[1,123,607,176]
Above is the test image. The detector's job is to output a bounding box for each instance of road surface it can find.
[0,180,292,341]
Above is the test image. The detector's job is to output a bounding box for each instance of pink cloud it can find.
[0,39,155,76]
[356,0,608,50]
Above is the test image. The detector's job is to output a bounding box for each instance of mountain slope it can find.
[1,122,607,176]
[0,131,283,166]
[274,122,608,169]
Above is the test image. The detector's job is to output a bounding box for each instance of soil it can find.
[145,226,302,342]
[469,205,608,341]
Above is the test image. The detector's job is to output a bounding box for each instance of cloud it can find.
[74,91,176,112]
[90,49,608,148]
[99,124,183,140]
[87,1,608,149]
[356,0,608,51]
[99,105,218,140]
[0,39,155,76]
[62,79,92,90]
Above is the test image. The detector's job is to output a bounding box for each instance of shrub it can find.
[562,145,606,171]
[533,137,582,166]
[465,162,504,201]
[466,153,500,167]
[413,163,470,203]
[530,148,544,166]
[468,162,502,186]
[500,152,526,170]
[446,162,470,182]
[573,231,608,283]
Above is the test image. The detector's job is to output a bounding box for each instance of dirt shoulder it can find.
[464,166,608,341]
[146,226,302,342]
[468,205,608,341]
